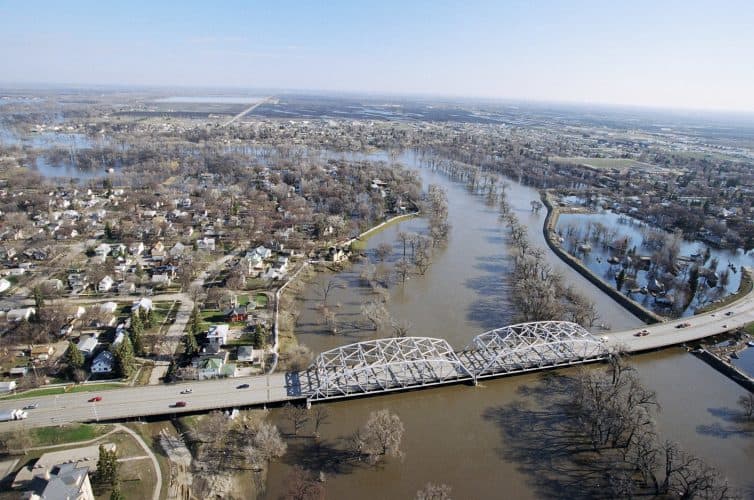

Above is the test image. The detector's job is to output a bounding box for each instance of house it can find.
[9,366,28,377]
[91,350,114,374]
[224,306,248,322]
[193,352,235,380]
[169,242,186,258]
[237,345,264,365]
[7,307,35,322]
[326,245,348,263]
[76,336,98,357]
[151,273,172,287]
[151,241,166,261]
[117,281,135,294]
[94,243,111,259]
[197,237,216,252]
[206,324,229,350]
[0,278,10,293]
[99,301,118,315]
[23,463,95,500]
[68,273,89,293]
[248,245,272,260]
[0,380,17,393]
[98,275,114,293]
[30,345,54,361]
[129,242,144,256]
[132,297,153,313]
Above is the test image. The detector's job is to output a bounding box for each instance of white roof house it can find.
[98,276,114,293]
[0,278,10,293]
[129,242,144,256]
[99,301,118,314]
[0,381,17,393]
[207,324,229,347]
[76,336,98,357]
[7,307,35,322]
[91,350,114,374]
[132,297,153,313]
[197,237,216,252]
[169,242,186,257]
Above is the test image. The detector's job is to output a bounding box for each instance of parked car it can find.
[23,402,39,410]
[88,396,102,403]
[174,401,187,408]
[236,383,250,389]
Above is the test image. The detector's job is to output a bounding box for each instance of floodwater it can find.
[557,210,754,317]
[265,152,754,498]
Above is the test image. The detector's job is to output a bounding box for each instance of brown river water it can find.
[264,152,754,499]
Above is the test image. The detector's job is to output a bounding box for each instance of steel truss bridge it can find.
[297,321,609,401]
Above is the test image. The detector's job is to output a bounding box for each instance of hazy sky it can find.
[1,0,753,111]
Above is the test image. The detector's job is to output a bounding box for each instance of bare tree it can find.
[375,242,392,262]
[351,409,405,464]
[282,403,310,436]
[311,405,330,438]
[416,482,453,500]
[361,299,390,331]
[391,318,412,338]
[315,278,344,308]
[739,393,754,419]
[252,421,287,463]
[395,258,411,284]
[285,466,325,500]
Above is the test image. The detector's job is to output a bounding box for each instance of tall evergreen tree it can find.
[66,341,84,371]
[95,444,118,485]
[111,337,135,378]
[188,305,201,336]
[184,330,199,357]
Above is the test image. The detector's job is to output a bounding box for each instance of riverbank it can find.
[347,212,419,251]
[541,190,665,324]
[693,348,754,392]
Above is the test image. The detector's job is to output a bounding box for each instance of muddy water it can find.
[265,154,754,498]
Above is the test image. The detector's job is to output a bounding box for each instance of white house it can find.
[132,297,153,313]
[117,281,135,294]
[151,273,172,286]
[129,242,144,256]
[206,324,229,349]
[197,237,216,252]
[0,380,17,393]
[94,243,111,260]
[76,336,98,357]
[91,350,114,374]
[6,307,35,322]
[169,242,186,258]
[0,278,10,293]
[98,275,114,293]
[99,301,118,314]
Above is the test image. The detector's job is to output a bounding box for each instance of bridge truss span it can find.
[463,321,608,378]
[307,337,473,401]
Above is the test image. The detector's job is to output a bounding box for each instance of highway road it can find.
[3,279,754,430]
[0,372,297,430]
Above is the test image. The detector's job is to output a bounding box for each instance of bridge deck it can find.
[2,282,753,428]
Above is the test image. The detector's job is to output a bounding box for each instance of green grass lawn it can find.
[0,383,124,400]
[31,423,111,447]
[254,293,268,308]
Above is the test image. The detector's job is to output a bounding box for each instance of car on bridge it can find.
[237,383,250,389]
[88,396,102,403]
[675,322,692,329]
[634,329,650,337]
[725,311,734,316]
[23,402,39,410]
[174,401,187,408]
[180,388,193,394]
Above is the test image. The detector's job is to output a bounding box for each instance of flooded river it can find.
[265,152,754,498]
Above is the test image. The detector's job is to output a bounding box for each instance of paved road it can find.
[223,97,272,126]
[0,373,295,430]
[3,279,754,430]
[606,287,754,352]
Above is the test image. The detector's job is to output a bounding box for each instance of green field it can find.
[0,383,125,400]
[550,156,657,170]
[31,423,111,447]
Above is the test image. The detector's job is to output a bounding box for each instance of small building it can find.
[151,273,172,287]
[206,324,229,350]
[98,275,114,293]
[9,366,28,377]
[99,301,118,314]
[91,350,114,374]
[0,380,17,393]
[129,242,145,256]
[7,307,35,322]
[197,237,216,252]
[0,277,10,293]
[76,336,98,357]
[132,297,153,313]
[237,345,264,365]
[169,242,186,258]
[30,345,55,361]
[224,306,248,322]
[118,281,135,294]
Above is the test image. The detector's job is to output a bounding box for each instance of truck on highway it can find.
[0,409,28,422]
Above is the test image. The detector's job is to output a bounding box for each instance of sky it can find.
[1,0,753,112]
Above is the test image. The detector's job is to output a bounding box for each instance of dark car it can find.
[174,401,187,408]
[237,383,250,389]
[675,322,691,329]
[88,396,102,403]
[23,402,39,410]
